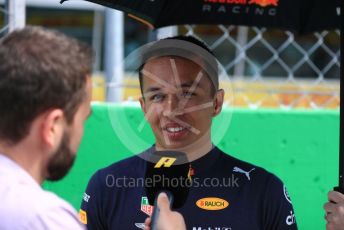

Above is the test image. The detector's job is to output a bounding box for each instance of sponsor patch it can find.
[203,0,279,7]
[202,0,279,16]
[286,210,296,225]
[141,197,154,216]
[233,167,255,181]
[248,0,278,7]
[154,157,177,168]
[79,209,87,224]
[283,185,292,204]
[196,197,229,211]
[192,227,232,230]
[135,223,145,229]
[83,192,90,203]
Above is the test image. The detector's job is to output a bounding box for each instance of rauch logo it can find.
[196,197,229,211]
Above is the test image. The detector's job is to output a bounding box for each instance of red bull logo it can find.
[204,0,247,4]
[204,0,278,7]
[248,0,278,7]
[202,0,278,16]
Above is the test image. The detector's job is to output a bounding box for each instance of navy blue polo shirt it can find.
[80,146,297,230]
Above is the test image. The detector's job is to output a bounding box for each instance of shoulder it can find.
[81,151,149,215]
[29,191,84,229]
[97,154,146,179]
[217,148,293,206]
[85,150,149,191]
[0,185,83,229]
[216,147,284,187]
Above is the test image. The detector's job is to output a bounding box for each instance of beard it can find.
[46,131,76,181]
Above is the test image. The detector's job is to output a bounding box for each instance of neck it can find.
[0,140,45,184]
[179,139,213,162]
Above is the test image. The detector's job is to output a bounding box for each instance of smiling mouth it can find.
[165,127,186,133]
[162,124,190,139]
[163,125,189,140]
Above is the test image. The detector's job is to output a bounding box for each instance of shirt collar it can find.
[141,144,221,175]
[189,145,221,175]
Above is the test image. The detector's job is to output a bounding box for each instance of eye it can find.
[150,93,165,102]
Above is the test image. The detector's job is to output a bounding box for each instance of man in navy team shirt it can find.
[81,36,298,230]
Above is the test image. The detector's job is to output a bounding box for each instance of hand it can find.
[144,193,186,230]
[324,190,344,230]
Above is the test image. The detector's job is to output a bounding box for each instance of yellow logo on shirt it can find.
[196,197,229,211]
[79,209,87,224]
[154,157,176,168]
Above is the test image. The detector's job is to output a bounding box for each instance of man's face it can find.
[140,56,221,150]
[46,78,92,181]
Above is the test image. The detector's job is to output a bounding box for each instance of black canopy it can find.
[62,0,340,34]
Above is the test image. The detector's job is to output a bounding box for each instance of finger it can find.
[157,192,171,211]
[144,217,151,230]
[324,202,336,213]
[328,191,344,203]
[325,212,332,222]
[326,222,335,230]
[145,217,151,226]
[325,212,338,223]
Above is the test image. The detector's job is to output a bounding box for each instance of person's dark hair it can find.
[0,26,93,144]
[138,35,218,98]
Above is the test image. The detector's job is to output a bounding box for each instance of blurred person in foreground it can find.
[324,190,344,230]
[0,26,92,229]
[81,36,298,230]
[0,26,186,230]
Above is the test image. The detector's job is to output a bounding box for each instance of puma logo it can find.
[233,167,255,181]
[135,223,145,229]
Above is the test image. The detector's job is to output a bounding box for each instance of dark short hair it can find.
[138,36,219,98]
[0,26,93,144]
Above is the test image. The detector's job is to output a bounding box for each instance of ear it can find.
[139,97,147,114]
[40,109,64,151]
[213,89,224,117]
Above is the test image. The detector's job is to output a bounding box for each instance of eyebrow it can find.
[180,82,195,88]
[145,87,161,93]
[144,81,199,93]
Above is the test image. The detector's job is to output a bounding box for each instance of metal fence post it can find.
[5,0,26,33]
[104,9,124,102]
[156,26,178,40]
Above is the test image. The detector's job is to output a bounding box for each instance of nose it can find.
[163,94,180,117]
